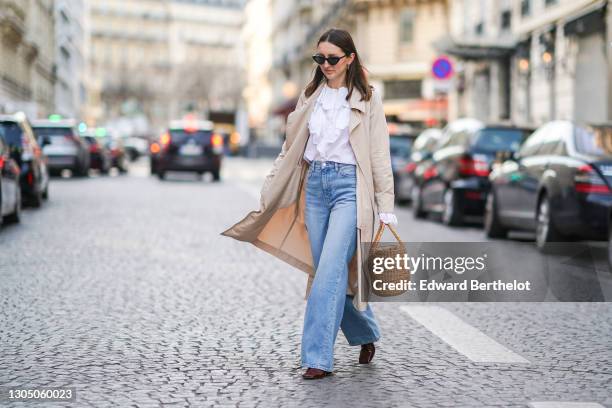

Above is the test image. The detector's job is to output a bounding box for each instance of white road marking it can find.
[400,305,530,363]
[528,402,605,408]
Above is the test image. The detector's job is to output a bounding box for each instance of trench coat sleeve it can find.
[369,88,395,214]
[259,139,288,208]
[259,91,307,207]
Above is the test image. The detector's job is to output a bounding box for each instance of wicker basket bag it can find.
[365,220,411,297]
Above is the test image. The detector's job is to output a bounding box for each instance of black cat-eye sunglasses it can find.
[312,54,347,66]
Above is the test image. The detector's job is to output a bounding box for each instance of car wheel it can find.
[212,169,221,182]
[442,188,462,226]
[158,171,166,180]
[484,190,508,239]
[5,186,21,224]
[535,194,562,252]
[412,185,426,219]
[30,186,42,208]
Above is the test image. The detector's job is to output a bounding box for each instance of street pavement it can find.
[0,157,610,407]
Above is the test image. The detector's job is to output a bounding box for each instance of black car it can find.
[0,113,50,207]
[486,121,612,250]
[156,120,223,181]
[31,119,90,177]
[81,132,112,174]
[0,130,21,227]
[413,119,533,225]
[395,128,443,204]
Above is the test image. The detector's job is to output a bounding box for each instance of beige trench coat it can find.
[220,80,394,311]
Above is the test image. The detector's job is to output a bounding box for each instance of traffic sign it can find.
[432,56,453,80]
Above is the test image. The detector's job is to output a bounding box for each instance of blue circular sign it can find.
[432,56,453,80]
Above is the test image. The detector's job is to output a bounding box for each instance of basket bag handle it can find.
[368,220,404,256]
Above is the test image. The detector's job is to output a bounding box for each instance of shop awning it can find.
[433,36,517,60]
[563,0,606,37]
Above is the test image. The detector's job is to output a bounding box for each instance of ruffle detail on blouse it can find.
[307,84,350,160]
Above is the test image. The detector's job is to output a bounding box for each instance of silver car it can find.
[31,119,90,176]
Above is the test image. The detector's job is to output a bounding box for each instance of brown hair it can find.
[304,28,372,103]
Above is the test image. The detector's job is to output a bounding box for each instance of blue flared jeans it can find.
[301,160,381,372]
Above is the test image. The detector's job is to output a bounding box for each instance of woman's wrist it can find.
[378,212,398,225]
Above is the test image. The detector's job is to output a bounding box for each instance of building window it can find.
[545,0,558,6]
[383,79,422,100]
[521,0,531,16]
[501,10,511,31]
[399,7,416,44]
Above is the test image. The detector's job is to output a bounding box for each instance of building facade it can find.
[439,0,611,126]
[0,0,56,118]
[254,0,450,143]
[54,0,88,119]
[87,0,245,134]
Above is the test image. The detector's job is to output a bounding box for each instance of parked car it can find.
[156,119,224,181]
[31,119,90,177]
[395,128,443,204]
[0,130,21,226]
[80,131,112,174]
[0,113,50,207]
[486,121,612,251]
[413,118,533,225]
[387,123,418,204]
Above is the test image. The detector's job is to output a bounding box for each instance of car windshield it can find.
[575,125,612,158]
[472,128,528,152]
[169,129,211,144]
[0,121,23,146]
[389,136,412,158]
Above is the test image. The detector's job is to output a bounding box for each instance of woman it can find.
[220,28,397,380]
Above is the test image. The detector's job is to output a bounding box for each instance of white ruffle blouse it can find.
[303,83,357,165]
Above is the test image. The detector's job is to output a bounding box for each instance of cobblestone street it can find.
[1,158,611,407]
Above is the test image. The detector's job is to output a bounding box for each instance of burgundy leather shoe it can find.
[302,367,332,379]
[359,343,375,364]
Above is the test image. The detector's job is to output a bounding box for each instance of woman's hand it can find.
[379,212,398,225]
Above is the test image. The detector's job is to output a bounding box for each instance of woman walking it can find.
[220,28,396,380]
